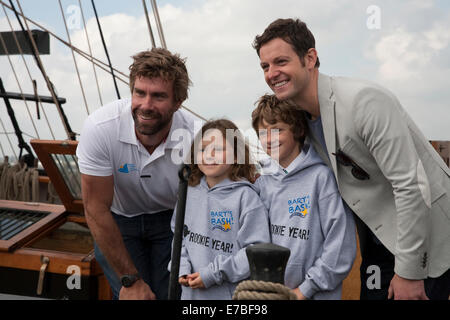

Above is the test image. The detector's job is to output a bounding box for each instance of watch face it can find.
[121,275,136,288]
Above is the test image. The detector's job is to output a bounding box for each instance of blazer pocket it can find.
[339,138,373,176]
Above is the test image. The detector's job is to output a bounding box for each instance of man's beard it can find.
[132,109,174,136]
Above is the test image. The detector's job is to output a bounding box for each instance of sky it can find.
[0,0,450,159]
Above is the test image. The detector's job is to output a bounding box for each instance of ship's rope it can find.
[233,280,298,300]
[12,162,26,200]
[4,162,20,200]
[21,164,39,202]
[0,0,269,162]
[47,181,59,204]
[11,0,76,140]
[0,138,5,158]
[1,1,210,127]
[31,166,39,201]
[91,0,121,100]
[78,0,104,106]
[2,0,130,82]
[1,4,56,139]
[0,158,40,202]
[0,0,206,121]
[0,114,17,160]
[141,0,156,48]
[57,0,90,116]
[0,158,10,198]
[22,164,31,201]
[0,31,40,140]
[150,0,167,49]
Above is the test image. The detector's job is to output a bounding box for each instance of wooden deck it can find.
[342,232,362,300]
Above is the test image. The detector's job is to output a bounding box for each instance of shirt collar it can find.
[118,99,138,145]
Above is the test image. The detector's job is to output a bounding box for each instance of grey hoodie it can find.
[256,144,356,300]
[171,177,271,300]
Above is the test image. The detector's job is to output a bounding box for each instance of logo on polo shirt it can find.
[118,163,137,173]
[210,210,234,232]
[288,195,311,219]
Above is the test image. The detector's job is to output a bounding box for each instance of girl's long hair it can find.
[188,119,256,186]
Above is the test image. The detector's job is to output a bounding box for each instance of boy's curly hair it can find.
[252,94,308,147]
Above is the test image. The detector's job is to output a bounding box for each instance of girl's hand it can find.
[179,275,189,287]
[187,272,205,289]
[292,287,307,300]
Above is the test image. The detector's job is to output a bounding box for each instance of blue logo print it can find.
[210,210,234,232]
[288,195,311,219]
[118,163,137,173]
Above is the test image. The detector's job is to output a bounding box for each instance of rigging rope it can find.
[0,0,268,156]
[91,0,121,100]
[1,4,56,139]
[3,2,129,84]
[78,0,103,106]
[0,77,36,160]
[0,30,40,139]
[0,117,16,159]
[0,138,5,158]
[0,0,208,120]
[150,0,167,49]
[142,0,156,48]
[57,0,90,116]
[1,0,205,131]
[10,0,76,140]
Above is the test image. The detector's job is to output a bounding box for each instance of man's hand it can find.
[187,272,205,289]
[119,279,156,300]
[291,287,307,300]
[388,274,429,300]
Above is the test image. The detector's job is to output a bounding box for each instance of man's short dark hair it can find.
[253,18,320,68]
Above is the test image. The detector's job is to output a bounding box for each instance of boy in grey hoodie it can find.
[253,95,356,300]
[171,119,271,300]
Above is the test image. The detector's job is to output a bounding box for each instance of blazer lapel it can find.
[317,73,338,180]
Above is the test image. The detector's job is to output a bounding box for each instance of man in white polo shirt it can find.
[77,48,200,300]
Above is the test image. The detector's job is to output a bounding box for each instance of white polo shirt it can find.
[77,98,202,217]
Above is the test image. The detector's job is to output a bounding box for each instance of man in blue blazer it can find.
[253,18,449,300]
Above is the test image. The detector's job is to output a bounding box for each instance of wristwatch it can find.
[120,273,141,288]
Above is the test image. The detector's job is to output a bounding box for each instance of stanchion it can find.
[168,164,191,300]
[233,243,297,300]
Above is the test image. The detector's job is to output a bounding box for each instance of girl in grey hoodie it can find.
[172,119,271,300]
[252,95,356,300]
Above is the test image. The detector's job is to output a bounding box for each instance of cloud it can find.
[368,15,450,139]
